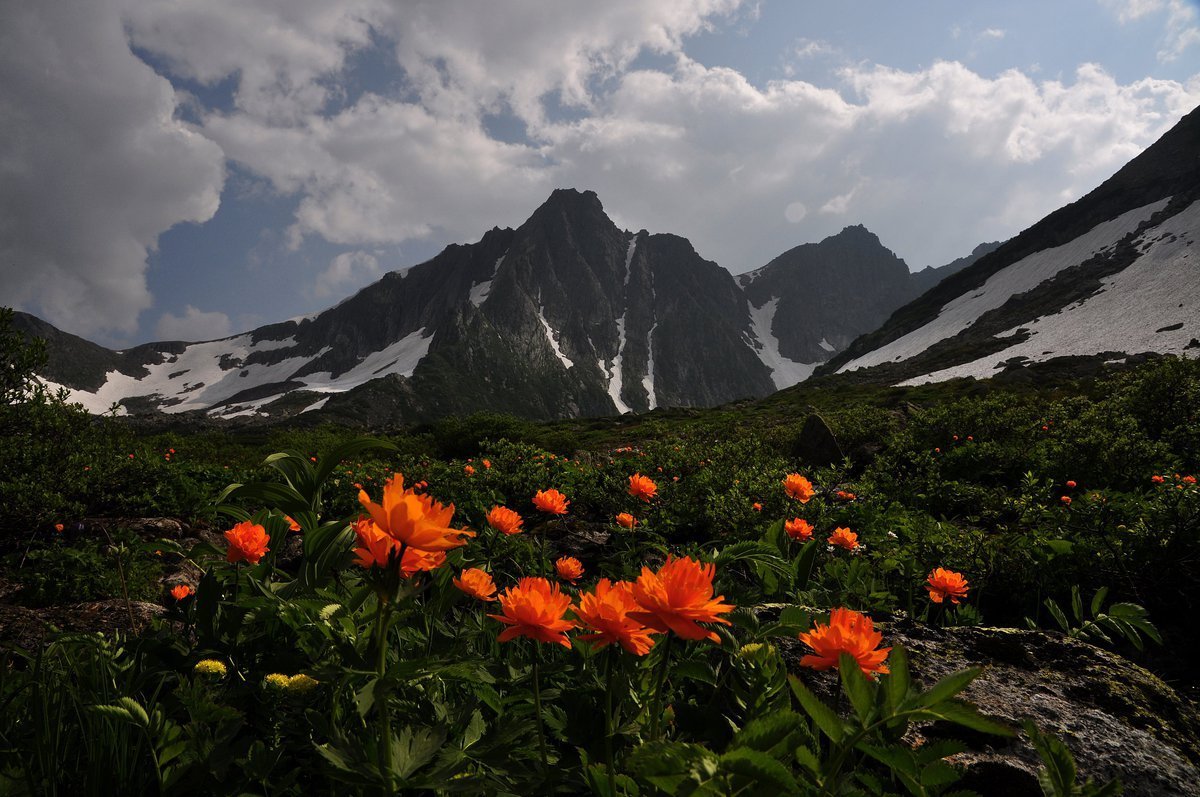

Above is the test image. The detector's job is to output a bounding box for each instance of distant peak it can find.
[544,187,603,209]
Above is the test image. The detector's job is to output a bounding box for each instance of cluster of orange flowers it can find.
[487,555,734,654]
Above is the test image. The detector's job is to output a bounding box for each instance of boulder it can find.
[793,412,843,467]
[780,622,1200,796]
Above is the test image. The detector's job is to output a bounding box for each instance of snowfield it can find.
[897,199,1199,386]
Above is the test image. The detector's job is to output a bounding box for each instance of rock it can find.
[80,517,190,540]
[0,599,167,650]
[793,413,843,467]
[546,521,612,568]
[779,623,1200,797]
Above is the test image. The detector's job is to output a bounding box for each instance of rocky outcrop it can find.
[781,622,1200,797]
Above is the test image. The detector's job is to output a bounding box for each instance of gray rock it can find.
[793,412,843,466]
[781,623,1200,797]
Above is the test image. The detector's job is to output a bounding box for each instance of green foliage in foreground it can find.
[0,311,1190,793]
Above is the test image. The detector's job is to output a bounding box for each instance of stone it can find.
[793,412,843,467]
[780,622,1200,797]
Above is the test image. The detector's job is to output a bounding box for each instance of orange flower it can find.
[400,547,446,578]
[576,579,658,655]
[482,459,492,469]
[785,518,814,541]
[1184,475,1197,485]
[1152,475,1165,484]
[798,608,891,679]
[1061,496,1072,506]
[783,473,815,503]
[225,521,270,565]
[827,527,859,551]
[615,512,637,529]
[926,568,969,604]
[629,556,734,643]
[1065,480,1077,490]
[53,523,64,533]
[555,556,584,583]
[453,568,497,601]
[464,464,476,475]
[284,514,302,532]
[358,474,475,552]
[835,490,857,502]
[628,473,658,502]
[486,505,524,535]
[352,517,398,570]
[489,577,576,647]
[533,488,570,515]
[752,502,763,512]
[170,584,194,601]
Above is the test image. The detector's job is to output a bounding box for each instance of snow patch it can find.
[537,305,574,369]
[818,337,836,353]
[642,320,659,410]
[470,254,504,308]
[747,298,819,389]
[603,314,633,414]
[51,327,433,415]
[896,199,1200,386]
[302,396,330,413]
[624,234,638,286]
[840,198,1172,373]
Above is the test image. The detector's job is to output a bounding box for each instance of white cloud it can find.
[315,250,382,298]
[979,27,1006,40]
[156,305,233,341]
[0,0,224,340]
[1102,0,1200,61]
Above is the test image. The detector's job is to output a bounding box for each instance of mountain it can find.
[909,241,1001,295]
[18,190,973,423]
[821,104,1200,386]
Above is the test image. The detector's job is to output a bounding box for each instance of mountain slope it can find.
[19,189,981,422]
[821,103,1200,385]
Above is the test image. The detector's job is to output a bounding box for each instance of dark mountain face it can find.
[910,241,1001,296]
[821,103,1200,385]
[739,225,916,364]
[19,188,976,423]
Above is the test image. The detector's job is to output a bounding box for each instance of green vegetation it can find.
[0,309,1194,793]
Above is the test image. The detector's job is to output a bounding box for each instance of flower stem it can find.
[532,645,549,773]
[648,634,674,741]
[375,599,393,793]
[605,646,618,794]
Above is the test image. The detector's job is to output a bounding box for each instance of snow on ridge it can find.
[470,254,505,308]
[604,314,633,414]
[301,396,330,413]
[747,297,819,389]
[896,199,1200,387]
[537,305,575,369]
[50,327,433,417]
[642,320,659,411]
[624,234,638,286]
[839,198,1172,374]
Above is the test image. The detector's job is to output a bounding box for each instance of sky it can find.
[1,1,1198,347]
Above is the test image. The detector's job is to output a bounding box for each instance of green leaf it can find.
[838,653,875,724]
[1045,599,1070,633]
[1090,587,1109,618]
[719,748,799,793]
[789,676,842,743]
[912,667,982,709]
[392,726,445,780]
[914,702,1012,737]
[731,711,804,754]
[1071,586,1084,623]
[884,647,911,716]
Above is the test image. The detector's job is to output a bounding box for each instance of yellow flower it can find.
[286,674,319,693]
[264,673,290,691]
[193,659,228,679]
